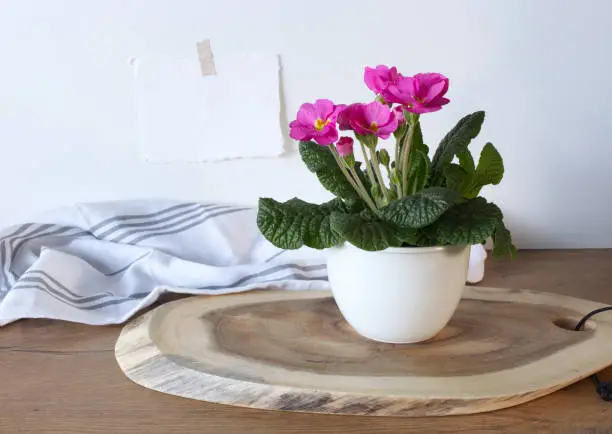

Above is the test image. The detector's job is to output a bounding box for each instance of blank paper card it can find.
[133,52,284,162]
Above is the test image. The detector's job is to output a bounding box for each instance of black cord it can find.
[574,306,612,401]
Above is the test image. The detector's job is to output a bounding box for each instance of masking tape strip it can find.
[196,39,217,77]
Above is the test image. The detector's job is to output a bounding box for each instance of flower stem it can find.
[368,147,391,203]
[329,145,378,213]
[400,116,419,197]
[394,133,403,171]
[359,141,380,206]
[385,164,402,197]
[394,152,400,176]
[349,165,373,207]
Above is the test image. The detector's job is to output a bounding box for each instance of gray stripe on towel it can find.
[16,268,118,303]
[1,225,86,287]
[13,284,150,310]
[109,204,236,243]
[0,223,37,245]
[128,207,251,244]
[16,276,111,304]
[0,224,35,291]
[15,272,326,312]
[97,203,203,240]
[89,202,199,233]
[12,263,325,308]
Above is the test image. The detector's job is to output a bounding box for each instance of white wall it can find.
[1,0,611,248]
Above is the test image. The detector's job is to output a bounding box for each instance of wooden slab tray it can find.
[115,287,612,417]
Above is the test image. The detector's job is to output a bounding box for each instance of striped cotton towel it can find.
[0,199,486,327]
[0,199,328,326]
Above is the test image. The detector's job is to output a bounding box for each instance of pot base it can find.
[348,325,439,344]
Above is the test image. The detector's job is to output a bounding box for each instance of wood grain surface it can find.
[114,286,612,417]
[2,250,612,432]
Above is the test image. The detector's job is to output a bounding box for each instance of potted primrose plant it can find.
[257,65,516,344]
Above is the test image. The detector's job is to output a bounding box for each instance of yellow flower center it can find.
[370,122,379,132]
[314,118,330,131]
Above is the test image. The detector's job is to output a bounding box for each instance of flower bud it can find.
[390,168,401,186]
[336,136,354,157]
[342,153,355,169]
[387,188,398,202]
[371,183,382,199]
[378,149,390,167]
[393,121,407,140]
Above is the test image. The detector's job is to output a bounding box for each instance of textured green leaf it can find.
[257,197,345,250]
[299,141,365,201]
[398,123,426,167]
[430,197,502,245]
[404,122,426,178]
[299,141,336,172]
[444,164,469,192]
[431,111,485,185]
[406,150,431,194]
[420,143,430,156]
[465,142,504,198]
[458,151,475,175]
[492,219,517,259]
[412,122,425,154]
[396,227,435,246]
[380,187,459,229]
[315,170,360,201]
[477,143,504,185]
[330,211,401,251]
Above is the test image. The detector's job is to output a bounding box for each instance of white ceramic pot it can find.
[326,243,470,344]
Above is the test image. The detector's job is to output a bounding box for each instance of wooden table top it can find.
[2,249,612,433]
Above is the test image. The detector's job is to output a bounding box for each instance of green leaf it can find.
[431,111,485,185]
[315,170,359,201]
[396,227,435,246]
[412,122,425,154]
[430,197,502,245]
[406,150,431,194]
[405,122,426,183]
[458,151,475,175]
[299,141,365,202]
[257,197,346,250]
[420,143,430,156]
[444,164,469,192]
[492,219,517,259]
[465,142,504,198]
[397,122,426,168]
[299,141,336,173]
[380,187,459,229]
[477,143,504,185]
[330,211,401,251]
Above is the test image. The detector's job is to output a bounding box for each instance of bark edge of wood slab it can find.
[114,287,612,417]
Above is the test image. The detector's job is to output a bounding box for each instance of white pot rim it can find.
[334,243,468,255]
